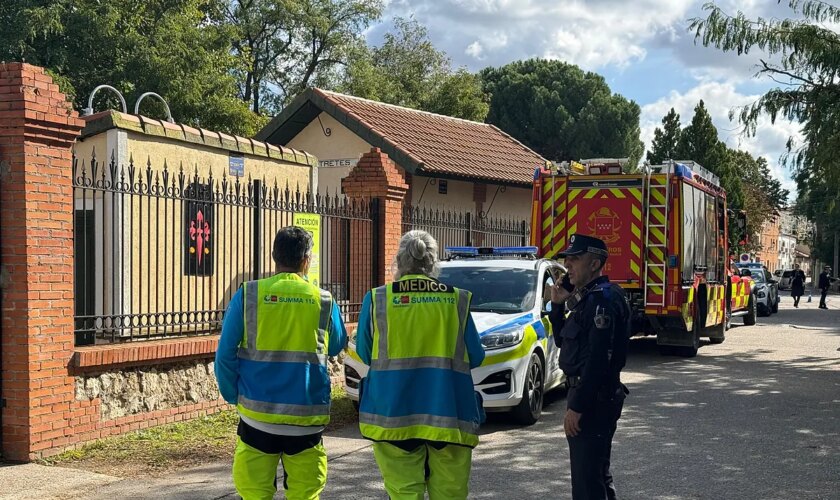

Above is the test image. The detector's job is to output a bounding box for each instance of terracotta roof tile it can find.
[313,89,546,186]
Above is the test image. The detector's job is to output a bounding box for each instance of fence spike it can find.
[177,161,185,192]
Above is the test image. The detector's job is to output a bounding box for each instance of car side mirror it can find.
[769,279,778,284]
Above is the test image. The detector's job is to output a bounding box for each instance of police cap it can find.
[558,233,609,258]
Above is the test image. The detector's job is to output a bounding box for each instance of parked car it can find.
[737,264,779,316]
[344,246,568,425]
[774,269,796,290]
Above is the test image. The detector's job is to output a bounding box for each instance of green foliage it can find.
[675,100,743,210]
[1,0,265,136]
[339,17,488,121]
[690,0,840,262]
[647,108,681,164]
[222,0,383,114]
[480,59,643,166]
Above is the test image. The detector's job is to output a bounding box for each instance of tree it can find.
[690,0,840,263]
[480,59,643,166]
[647,108,681,164]
[339,17,489,121]
[676,100,743,210]
[0,0,264,136]
[221,0,382,114]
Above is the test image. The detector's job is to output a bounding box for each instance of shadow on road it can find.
[614,335,839,500]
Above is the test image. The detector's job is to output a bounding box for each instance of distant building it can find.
[755,212,781,271]
[778,233,796,270]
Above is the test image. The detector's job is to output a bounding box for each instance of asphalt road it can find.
[77,293,839,500]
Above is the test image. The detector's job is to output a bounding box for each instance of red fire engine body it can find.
[531,159,755,356]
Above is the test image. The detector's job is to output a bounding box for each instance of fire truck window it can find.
[682,183,695,281]
[705,193,718,281]
[694,186,705,270]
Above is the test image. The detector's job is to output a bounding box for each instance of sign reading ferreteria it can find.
[293,213,321,287]
[318,158,358,168]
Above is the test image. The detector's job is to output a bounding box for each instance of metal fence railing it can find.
[402,205,529,259]
[72,150,376,345]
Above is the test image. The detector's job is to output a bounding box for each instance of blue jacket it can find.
[355,289,486,442]
[215,286,347,406]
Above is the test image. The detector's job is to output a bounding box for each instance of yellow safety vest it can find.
[237,273,334,427]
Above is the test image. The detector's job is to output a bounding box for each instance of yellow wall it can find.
[74,128,313,338]
[287,112,371,195]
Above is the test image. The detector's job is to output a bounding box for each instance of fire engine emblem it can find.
[586,207,622,244]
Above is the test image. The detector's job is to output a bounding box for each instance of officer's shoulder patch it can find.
[593,305,612,330]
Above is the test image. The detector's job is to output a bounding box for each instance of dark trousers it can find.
[793,295,801,307]
[819,288,828,308]
[566,388,625,500]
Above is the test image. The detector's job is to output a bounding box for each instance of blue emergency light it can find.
[445,246,539,258]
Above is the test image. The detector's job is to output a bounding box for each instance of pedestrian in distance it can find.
[215,226,348,500]
[791,265,806,308]
[818,265,832,309]
[547,233,631,500]
[355,230,485,500]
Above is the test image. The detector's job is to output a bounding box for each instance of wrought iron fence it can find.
[73,150,377,345]
[402,205,530,259]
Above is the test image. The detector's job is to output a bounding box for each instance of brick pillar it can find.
[342,148,408,287]
[0,63,84,460]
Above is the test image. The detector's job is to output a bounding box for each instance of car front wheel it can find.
[512,353,544,425]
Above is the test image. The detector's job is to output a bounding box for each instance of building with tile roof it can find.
[256,88,547,219]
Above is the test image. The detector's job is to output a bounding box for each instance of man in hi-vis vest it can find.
[356,230,485,500]
[215,226,347,500]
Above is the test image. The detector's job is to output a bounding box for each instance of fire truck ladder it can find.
[644,163,671,307]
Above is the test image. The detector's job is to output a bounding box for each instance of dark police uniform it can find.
[818,268,832,309]
[549,234,630,500]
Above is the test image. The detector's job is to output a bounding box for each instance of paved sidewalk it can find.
[0,463,120,500]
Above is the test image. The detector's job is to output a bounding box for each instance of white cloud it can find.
[385,0,696,70]
[640,82,802,197]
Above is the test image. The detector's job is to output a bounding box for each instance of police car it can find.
[344,246,567,425]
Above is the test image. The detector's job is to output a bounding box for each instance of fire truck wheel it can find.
[708,321,726,344]
[512,352,544,425]
[744,294,757,326]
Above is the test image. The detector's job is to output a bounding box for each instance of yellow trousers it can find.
[232,437,327,500]
[372,441,473,500]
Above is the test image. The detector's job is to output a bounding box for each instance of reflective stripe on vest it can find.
[359,412,479,435]
[238,396,330,417]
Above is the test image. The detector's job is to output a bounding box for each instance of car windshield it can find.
[438,266,538,314]
[782,271,794,277]
[749,271,766,283]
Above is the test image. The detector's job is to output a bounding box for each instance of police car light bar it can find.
[445,246,539,258]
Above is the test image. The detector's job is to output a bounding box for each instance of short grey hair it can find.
[394,230,440,279]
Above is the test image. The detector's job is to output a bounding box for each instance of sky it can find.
[370,0,808,200]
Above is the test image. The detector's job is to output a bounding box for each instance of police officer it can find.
[818,265,832,309]
[548,234,630,500]
[215,226,347,500]
[355,230,485,500]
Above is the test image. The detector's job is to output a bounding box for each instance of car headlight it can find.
[757,288,766,298]
[481,326,524,350]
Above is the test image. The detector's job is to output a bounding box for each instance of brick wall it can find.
[1,63,85,461]
[0,64,229,461]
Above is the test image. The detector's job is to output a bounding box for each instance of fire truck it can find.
[531,159,755,357]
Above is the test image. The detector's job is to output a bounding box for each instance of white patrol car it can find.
[343,246,567,425]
